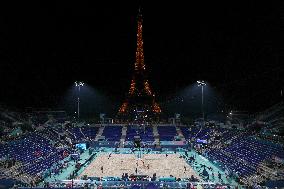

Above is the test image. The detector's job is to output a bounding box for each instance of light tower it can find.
[75,81,84,119]
[197,80,206,122]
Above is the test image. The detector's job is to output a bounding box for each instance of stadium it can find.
[0,1,283,189]
[1,102,284,189]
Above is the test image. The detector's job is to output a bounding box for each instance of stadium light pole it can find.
[75,81,84,120]
[197,80,206,123]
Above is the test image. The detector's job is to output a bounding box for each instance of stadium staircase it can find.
[66,129,76,141]
[79,127,86,138]
[152,125,160,147]
[94,126,105,141]
[176,126,186,141]
[120,126,127,148]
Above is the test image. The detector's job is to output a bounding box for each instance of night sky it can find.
[0,1,283,116]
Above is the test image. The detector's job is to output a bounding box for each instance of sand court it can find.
[78,153,201,180]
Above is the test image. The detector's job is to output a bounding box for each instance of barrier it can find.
[90,141,119,147]
[158,177,176,182]
[159,141,188,149]
[20,180,237,189]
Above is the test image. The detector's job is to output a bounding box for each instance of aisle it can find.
[183,150,239,186]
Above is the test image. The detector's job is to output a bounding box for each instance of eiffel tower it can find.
[118,8,161,122]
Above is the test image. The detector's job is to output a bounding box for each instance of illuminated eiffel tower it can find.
[118,8,161,122]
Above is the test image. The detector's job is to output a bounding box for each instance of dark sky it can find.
[0,1,283,115]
